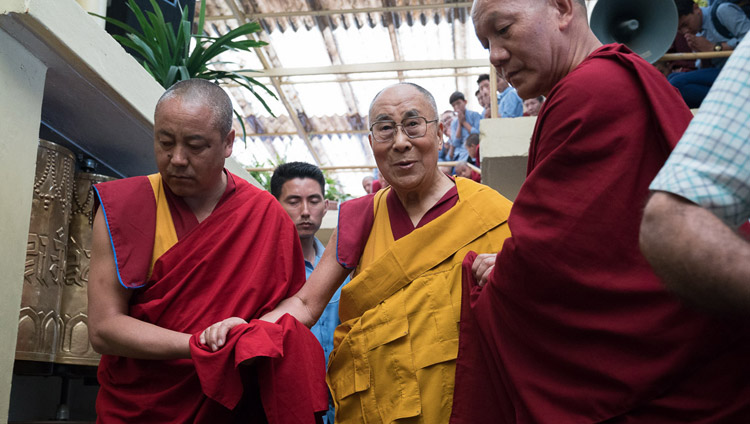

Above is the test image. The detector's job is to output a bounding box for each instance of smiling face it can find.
[279,177,327,240]
[368,85,444,196]
[473,0,568,99]
[154,97,233,201]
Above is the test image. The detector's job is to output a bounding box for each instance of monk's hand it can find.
[200,317,247,352]
[471,253,496,287]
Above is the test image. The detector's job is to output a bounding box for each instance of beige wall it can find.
[479,117,536,201]
[0,27,48,423]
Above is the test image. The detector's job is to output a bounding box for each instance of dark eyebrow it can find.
[156,129,174,137]
[373,113,394,122]
[403,109,420,118]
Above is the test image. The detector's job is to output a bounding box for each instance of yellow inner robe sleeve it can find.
[147,173,179,279]
[327,178,512,423]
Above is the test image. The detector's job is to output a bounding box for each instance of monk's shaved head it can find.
[156,79,233,139]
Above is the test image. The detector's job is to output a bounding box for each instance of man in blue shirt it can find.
[270,162,349,424]
[448,91,482,161]
[478,73,524,118]
[669,0,750,107]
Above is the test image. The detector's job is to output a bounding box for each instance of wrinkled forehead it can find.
[369,86,431,123]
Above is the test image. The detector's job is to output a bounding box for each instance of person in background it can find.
[465,133,480,167]
[439,109,455,163]
[448,91,482,161]
[455,161,481,183]
[270,162,351,424]
[361,175,374,194]
[668,0,750,107]
[523,96,544,116]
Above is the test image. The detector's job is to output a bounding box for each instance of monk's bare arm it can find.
[639,191,750,315]
[262,227,350,326]
[88,208,192,359]
[202,228,350,351]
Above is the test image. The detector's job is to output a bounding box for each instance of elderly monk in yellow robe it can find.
[202,82,512,423]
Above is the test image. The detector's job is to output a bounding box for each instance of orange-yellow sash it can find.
[146,173,179,279]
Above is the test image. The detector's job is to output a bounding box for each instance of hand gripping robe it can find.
[329,178,512,423]
[94,172,327,423]
[451,44,750,423]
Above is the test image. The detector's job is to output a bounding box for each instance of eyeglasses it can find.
[369,116,439,143]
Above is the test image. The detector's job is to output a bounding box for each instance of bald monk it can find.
[204,82,513,423]
[450,0,750,422]
[88,79,326,423]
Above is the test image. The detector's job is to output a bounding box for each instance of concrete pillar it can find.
[0,27,48,422]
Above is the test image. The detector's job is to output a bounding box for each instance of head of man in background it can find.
[523,96,544,116]
[449,91,468,115]
[271,162,328,263]
[361,175,374,194]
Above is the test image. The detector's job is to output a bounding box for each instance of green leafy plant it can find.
[92,0,276,140]
[322,171,351,203]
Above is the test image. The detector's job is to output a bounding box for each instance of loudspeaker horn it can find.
[590,0,678,63]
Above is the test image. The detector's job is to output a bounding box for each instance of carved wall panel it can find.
[16,140,74,363]
[57,172,114,366]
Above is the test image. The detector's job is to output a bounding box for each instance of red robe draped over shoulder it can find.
[452,44,750,423]
[94,172,326,423]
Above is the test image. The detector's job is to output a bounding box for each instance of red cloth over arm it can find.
[190,314,328,423]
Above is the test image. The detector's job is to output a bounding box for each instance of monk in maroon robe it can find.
[89,79,326,423]
[451,0,750,422]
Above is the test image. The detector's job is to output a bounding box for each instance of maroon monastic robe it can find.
[94,172,326,423]
[452,44,750,423]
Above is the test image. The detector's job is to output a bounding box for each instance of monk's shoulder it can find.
[457,178,512,216]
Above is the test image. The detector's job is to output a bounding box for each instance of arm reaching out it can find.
[88,208,192,359]
[202,228,351,351]
[640,191,750,315]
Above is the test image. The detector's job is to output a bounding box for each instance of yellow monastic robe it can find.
[327,178,512,423]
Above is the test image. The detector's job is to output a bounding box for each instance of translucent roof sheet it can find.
[204,0,506,197]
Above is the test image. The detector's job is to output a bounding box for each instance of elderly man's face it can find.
[473,0,562,99]
[369,85,443,194]
[154,97,233,200]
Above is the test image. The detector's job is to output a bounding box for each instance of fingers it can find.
[200,317,247,352]
[471,253,496,283]
[478,265,494,287]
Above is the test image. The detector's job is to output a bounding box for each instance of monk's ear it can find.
[223,129,235,158]
[549,0,577,31]
[368,133,374,149]
[437,122,444,148]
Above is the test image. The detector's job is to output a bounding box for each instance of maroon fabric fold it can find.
[190,314,328,423]
[93,175,155,289]
[452,44,750,423]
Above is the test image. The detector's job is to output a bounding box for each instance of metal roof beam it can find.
[206,3,472,20]
[223,0,327,165]
[239,58,489,78]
